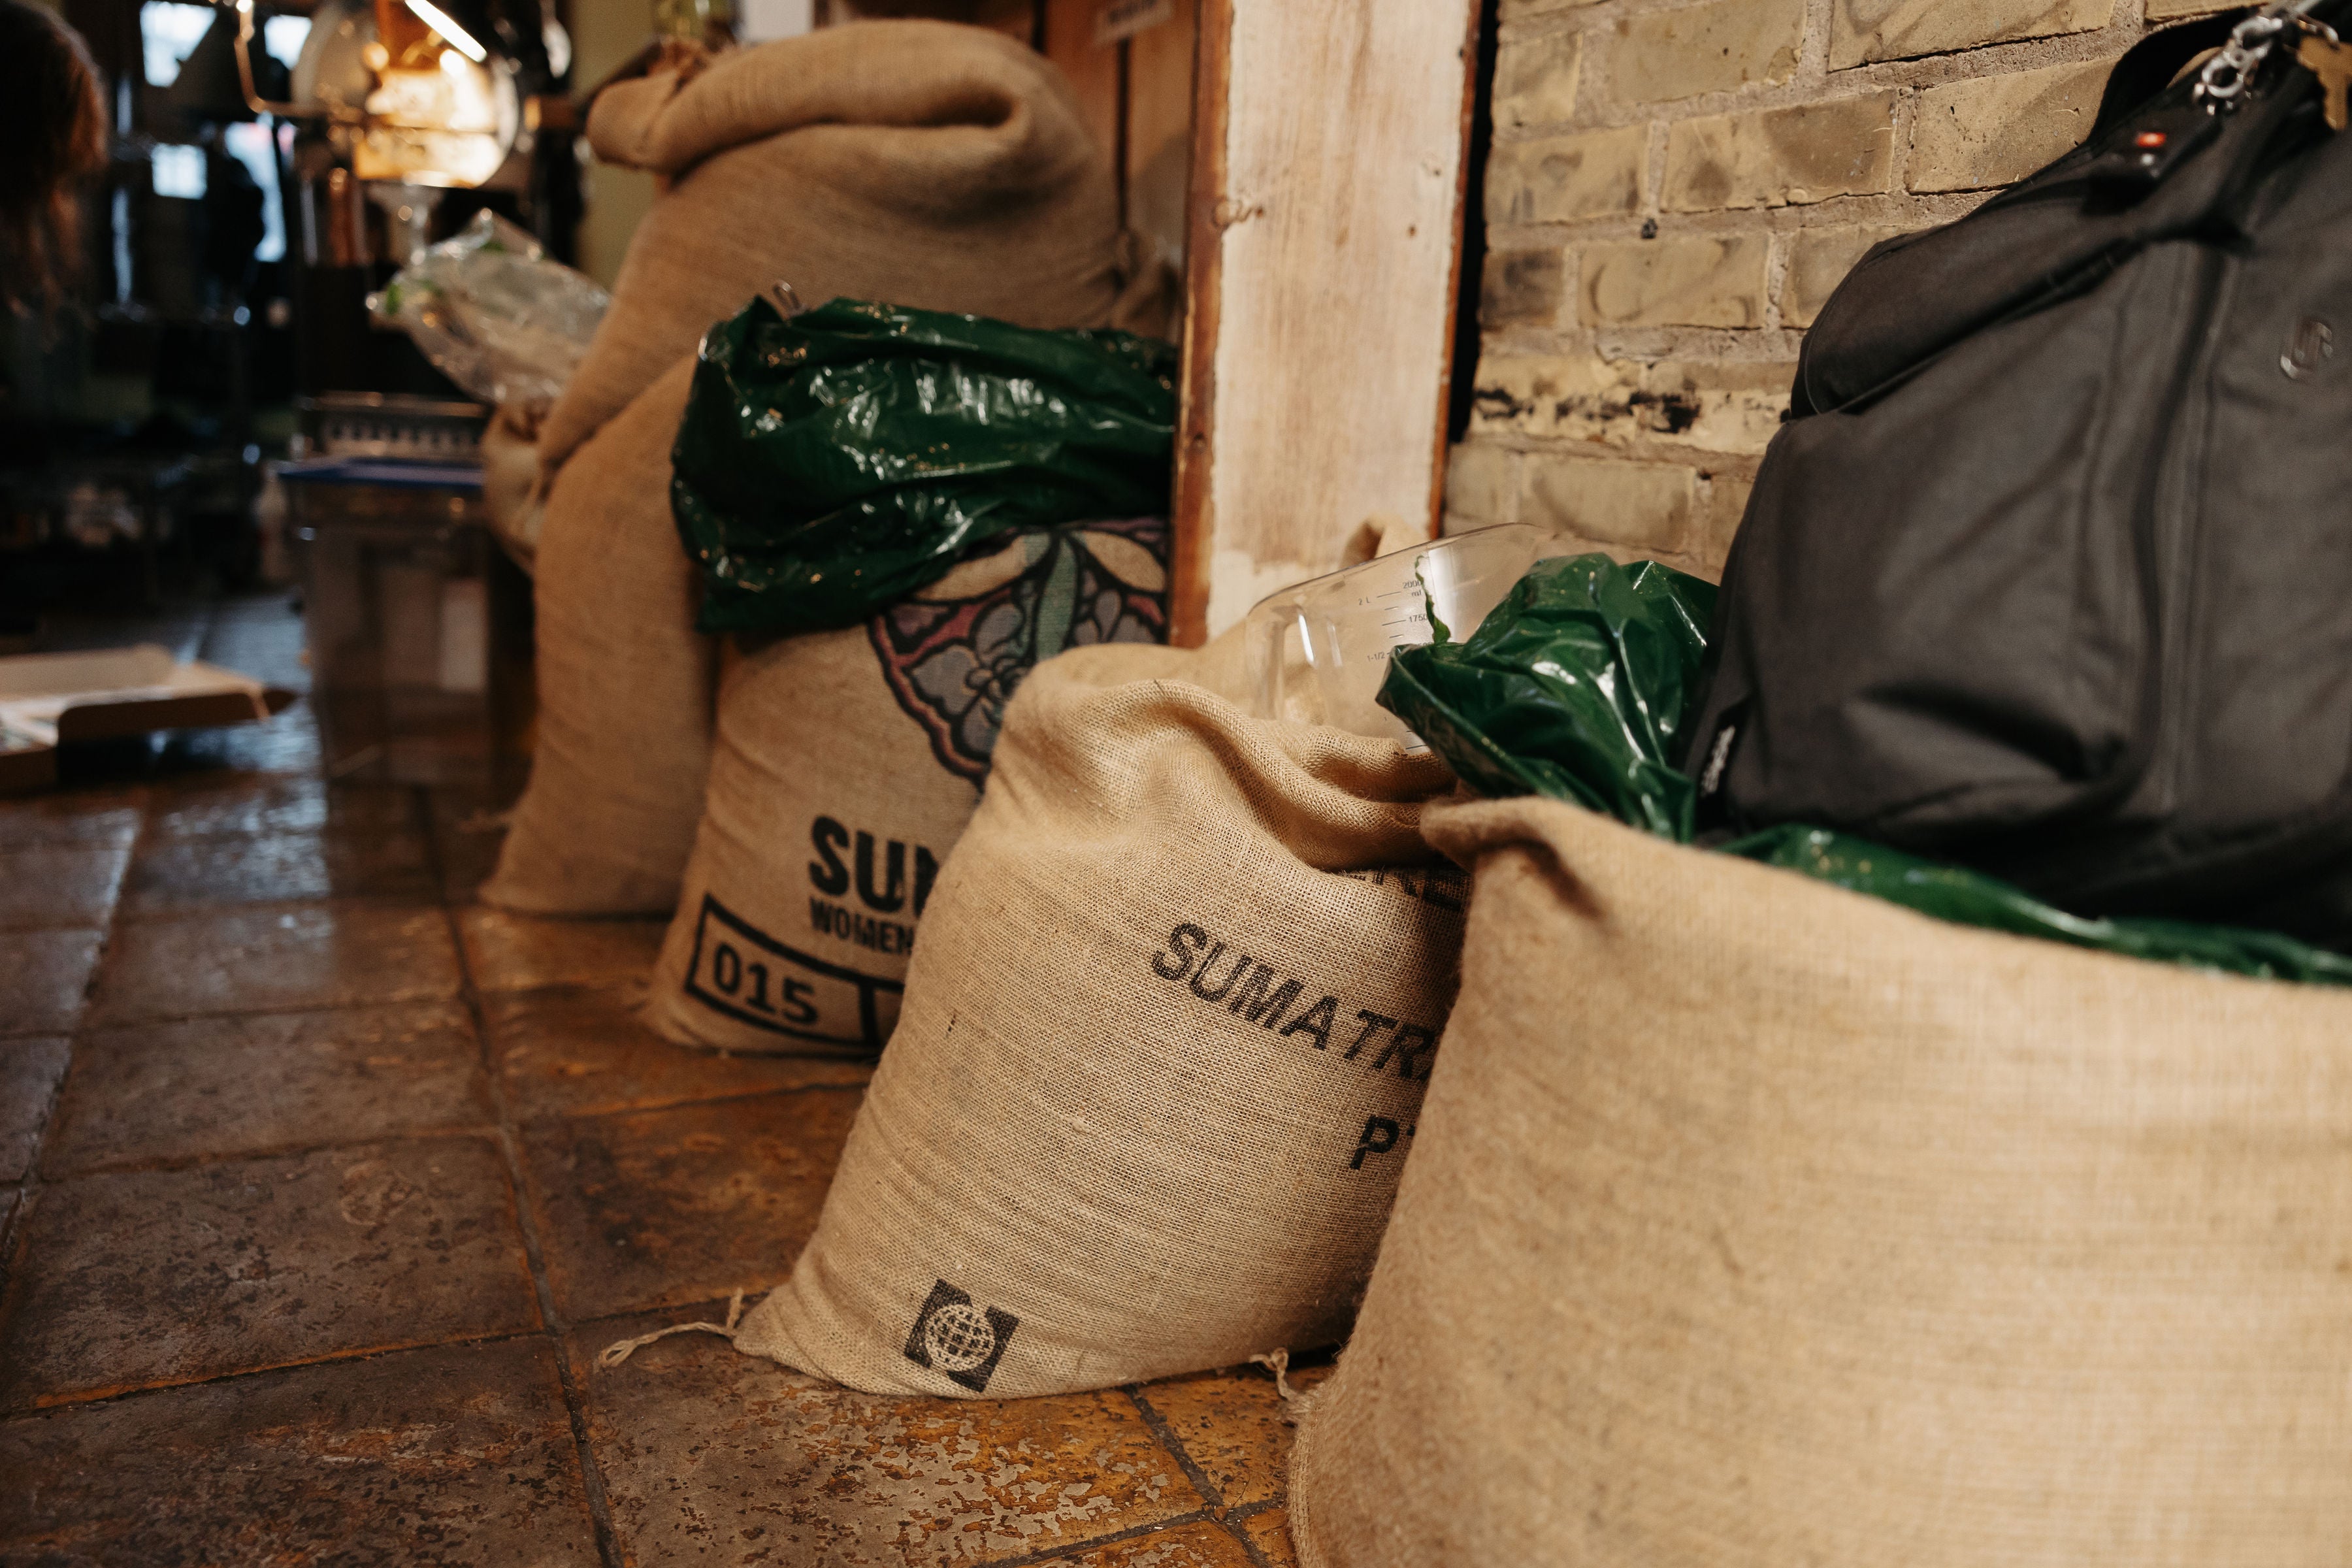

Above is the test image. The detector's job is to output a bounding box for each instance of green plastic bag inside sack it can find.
[1380,552,2352,987]
[1379,553,1716,840]
[1726,825,2352,986]
[672,297,1179,636]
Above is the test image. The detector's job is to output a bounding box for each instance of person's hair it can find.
[0,0,109,314]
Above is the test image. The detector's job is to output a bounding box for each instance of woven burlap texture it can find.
[543,20,1131,475]
[728,645,1468,1396]
[641,621,979,1055]
[642,531,1179,1056]
[485,359,710,915]
[1289,794,2352,1568]
[477,402,543,570]
[489,21,1147,917]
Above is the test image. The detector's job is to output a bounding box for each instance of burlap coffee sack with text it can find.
[492,22,1145,917]
[1290,795,2352,1568]
[724,649,1466,1395]
[645,521,1169,1054]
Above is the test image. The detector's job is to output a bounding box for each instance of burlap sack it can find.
[490,22,1162,916]
[1290,795,2352,1568]
[483,359,710,914]
[541,22,1152,476]
[478,402,544,570]
[644,520,1171,1054]
[716,647,1467,1396]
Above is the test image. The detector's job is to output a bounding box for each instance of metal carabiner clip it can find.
[2198,0,2337,110]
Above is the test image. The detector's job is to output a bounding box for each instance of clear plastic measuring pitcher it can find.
[1243,523,1554,747]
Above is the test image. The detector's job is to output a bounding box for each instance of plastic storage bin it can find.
[284,457,531,785]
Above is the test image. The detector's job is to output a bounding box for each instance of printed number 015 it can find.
[710,941,819,1026]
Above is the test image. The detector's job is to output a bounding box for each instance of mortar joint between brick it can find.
[1887,83,1918,192]
[1473,424,1774,465]
[1642,119,1669,215]
[1822,29,2138,86]
[1532,20,2151,133]
[1556,246,1584,334]
[1761,230,1791,333]
[1494,6,1584,48]
[1795,0,1831,85]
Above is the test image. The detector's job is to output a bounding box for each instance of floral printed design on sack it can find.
[642,525,1171,1058]
[871,519,1168,782]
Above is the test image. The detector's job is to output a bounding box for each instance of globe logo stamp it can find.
[904,1279,1020,1392]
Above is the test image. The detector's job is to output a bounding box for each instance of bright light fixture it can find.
[402,0,487,63]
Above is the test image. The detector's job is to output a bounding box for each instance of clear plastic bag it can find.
[369,212,610,416]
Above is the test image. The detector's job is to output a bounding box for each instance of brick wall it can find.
[1448,0,2234,576]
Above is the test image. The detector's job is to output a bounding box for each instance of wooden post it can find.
[1170,0,1483,646]
[1039,0,1123,180]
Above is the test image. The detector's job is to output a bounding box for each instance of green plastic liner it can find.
[671,297,1179,636]
[1380,551,2352,987]
[1379,553,1716,841]
[1725,825,2352,987]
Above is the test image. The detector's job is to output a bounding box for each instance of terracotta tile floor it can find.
[0,596,1311,1567]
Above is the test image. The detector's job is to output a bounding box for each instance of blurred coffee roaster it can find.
[221,0,572,783]
[219,0,578,429]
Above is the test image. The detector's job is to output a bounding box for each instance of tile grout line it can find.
[1226,1518,1281,1568]
[0,780,150,1348]
[54,972,716,1037]
[0,587,221,1354]
[44,1123,517,1183]
[0,1068,61,1339]
[1125,1383,1285,1568]
[38,1073,869,1185]
[429,815,630,1568]
[108,889,454,924]
[970,1508,1221,1568]
[1124,1383,1230,1507]
[1229,1511,1282,1568]
[0,1327,560,1422]
[0,1298,802,1424]
[0,1022,91,1045]
[103,890,467,934]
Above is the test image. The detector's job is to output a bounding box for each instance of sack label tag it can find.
[683,893,902,1048]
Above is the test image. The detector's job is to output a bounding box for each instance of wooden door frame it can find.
[1168,0,1484,647]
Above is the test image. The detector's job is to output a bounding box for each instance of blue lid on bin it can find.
[276,457,483,493]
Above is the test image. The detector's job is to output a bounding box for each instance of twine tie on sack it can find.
[597,1288,745,1368]
[1249,1348,1296,1402]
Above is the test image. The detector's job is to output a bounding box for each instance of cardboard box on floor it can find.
[0,645,298,794]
